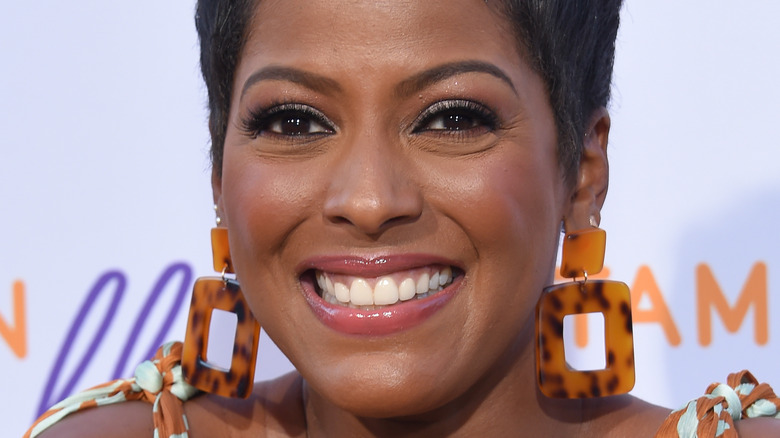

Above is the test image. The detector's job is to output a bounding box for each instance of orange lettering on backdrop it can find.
[697,262,768,346]
[630,265,681,346]
[554,268,610,348]
[0,280,27,358]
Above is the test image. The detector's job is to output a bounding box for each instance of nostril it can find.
[327,215,354,227]
[322,149,424,235]
[323,188,423,236]
[379,212,421,229]
[329,205,423,236]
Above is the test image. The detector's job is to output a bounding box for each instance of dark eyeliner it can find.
[412,99,499,133]
[239,102,334,139]
[239,106,269,138]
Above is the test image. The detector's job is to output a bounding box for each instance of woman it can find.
[29,0,780,436]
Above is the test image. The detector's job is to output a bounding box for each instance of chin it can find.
[306,359,460,419]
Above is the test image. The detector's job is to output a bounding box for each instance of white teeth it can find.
[335,282,350,303]
[440,267,451,285]
[399,278,416,301]
[374,277,399,305]
[316,267,456,308]
[325,276,334,296]
[416,273,430,294]
[428,271,440,290]
[350,278,374,306]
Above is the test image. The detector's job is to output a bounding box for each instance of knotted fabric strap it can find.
[655,370,780,437]
[24,341,200,438]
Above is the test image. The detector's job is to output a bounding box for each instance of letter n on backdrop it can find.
[1,280,27,358]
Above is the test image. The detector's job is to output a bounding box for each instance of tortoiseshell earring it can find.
[181,225,261,399]
[535,226,635,398]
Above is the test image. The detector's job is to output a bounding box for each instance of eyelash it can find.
[239,102,335,139]
[412,99,499,135]
[238,99,498,140]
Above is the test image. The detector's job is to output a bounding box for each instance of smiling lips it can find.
[300,256,462,335]
[316,265,454,308]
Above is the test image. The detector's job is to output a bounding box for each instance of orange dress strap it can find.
[655,370,780,437]
[24,341,200,438]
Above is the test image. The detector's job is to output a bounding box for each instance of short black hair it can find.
[195,0,256,173]
[196,0,623,182]
[503,0,622,182]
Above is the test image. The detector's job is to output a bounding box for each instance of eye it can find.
[240,103,335,139]
[413,100,498,134]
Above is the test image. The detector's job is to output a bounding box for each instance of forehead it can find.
[237,0,525,87]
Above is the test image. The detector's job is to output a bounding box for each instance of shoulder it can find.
[735,416,780,437]
[583,393,780,437]
[184,371,307,437]
[582,394,672,437]
[36,372,306,438]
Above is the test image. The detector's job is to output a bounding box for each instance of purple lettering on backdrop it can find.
[36,271,126,417]
[111,262,192,379]
[35,263,194,418]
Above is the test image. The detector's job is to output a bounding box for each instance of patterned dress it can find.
[25,342,780,438]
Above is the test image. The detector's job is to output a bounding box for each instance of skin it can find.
[223,0,562,424]
[36,1,780,437]
[213,0,656,435]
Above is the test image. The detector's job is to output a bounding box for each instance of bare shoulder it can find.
[583,394,672,437]
[184,371,307,437]
[583,394,780,437]
[35,372,306,438]
[735,416,780,437]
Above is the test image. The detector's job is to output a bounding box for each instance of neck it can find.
[301,317,587,437]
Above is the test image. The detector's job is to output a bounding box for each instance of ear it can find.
[563,107,610,232]
[212,166,224,219]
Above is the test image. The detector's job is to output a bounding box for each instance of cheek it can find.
[426,141,564,332]
[431,147,562,262]
[409,142,563,378]
[220,153,322,266]
[219,152,328,337]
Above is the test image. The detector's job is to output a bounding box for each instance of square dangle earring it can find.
[181,225,261,399]
[535,226,635,398]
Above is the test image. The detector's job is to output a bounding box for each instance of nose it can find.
[323,133,423,237]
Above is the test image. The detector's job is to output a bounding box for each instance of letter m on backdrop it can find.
[697,262,768,346]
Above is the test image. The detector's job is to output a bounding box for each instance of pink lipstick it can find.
[298,255,463,336]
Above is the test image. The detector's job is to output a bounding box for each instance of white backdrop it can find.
[3,1,779,436]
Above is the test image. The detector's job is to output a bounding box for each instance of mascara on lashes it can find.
[239,99,499,139]
[412,99,499,134]
[239,103,335,139]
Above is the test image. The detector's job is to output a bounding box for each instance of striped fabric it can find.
[655,370,780,437]
[25,341,200,438]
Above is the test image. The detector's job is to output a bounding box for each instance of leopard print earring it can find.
[535,226,635,398]
[181,226,261,398]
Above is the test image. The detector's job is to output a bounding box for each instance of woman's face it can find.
[216,0,573,416]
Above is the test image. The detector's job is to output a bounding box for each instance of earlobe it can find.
[563,108,611,232]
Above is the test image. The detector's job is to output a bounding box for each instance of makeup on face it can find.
[216,0,567,417]
[298,254,464,335]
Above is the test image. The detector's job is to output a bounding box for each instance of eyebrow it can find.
[240,66,343,100]
[395,60,518,97]
[240,60,517,100]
